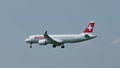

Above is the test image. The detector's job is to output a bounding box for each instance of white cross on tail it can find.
[87,24,93,31]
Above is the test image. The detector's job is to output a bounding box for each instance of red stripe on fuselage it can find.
[34,36,45,40]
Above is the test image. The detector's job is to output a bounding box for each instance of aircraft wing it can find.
[44,31,62,45]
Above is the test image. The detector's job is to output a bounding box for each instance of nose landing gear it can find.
[30,43,32,48]
[30,45,32,48]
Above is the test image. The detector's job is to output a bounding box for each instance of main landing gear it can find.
[61,44,65,48]
[61,45,65,48]
[52,44,65,48]
[52,45,56,48]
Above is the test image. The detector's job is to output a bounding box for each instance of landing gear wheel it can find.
[30,43,32,48]
[53,45,56,48]
[30,45,32,48]
[61,46,65,48]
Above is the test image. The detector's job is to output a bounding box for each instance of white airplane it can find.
[25,21,97,48]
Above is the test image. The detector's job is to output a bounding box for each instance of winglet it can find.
[45,30,48,35]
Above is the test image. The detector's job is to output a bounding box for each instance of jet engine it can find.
[84,34,90,38]
[38,39,47,45]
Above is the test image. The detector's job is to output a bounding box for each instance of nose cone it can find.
[25,39,29,43]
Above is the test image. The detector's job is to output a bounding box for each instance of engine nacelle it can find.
[38,39,48,45]
[84,34,90,38]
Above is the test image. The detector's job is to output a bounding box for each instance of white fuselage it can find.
[25,33,96,45]
[25,21,96,48]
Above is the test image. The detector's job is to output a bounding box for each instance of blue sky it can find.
[0,0,120,68]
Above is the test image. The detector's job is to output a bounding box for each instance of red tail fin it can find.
[84,21,95,33]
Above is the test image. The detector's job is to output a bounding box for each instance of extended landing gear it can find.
[30,43,32,48]
[61,44,65,48]
[61,45,65,48]
[30,45,32,48]
[52,44,65,48]
[52,45,56,48]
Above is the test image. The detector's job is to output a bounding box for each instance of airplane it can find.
[25,21,97,48]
